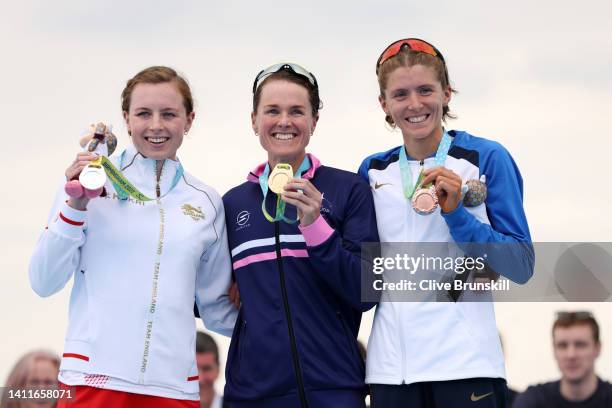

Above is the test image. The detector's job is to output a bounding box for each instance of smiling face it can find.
[252,79,318,169]
[553,324,600,384]
[379,64,451,145]
[123,82,194,160]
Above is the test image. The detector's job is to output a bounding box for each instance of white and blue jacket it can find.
[358,130,534,385]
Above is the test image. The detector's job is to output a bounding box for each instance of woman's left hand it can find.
[420,167,463,213]
[281,179,322,227]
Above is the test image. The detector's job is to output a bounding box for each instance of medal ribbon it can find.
[99,152,184,202]
[259,156,311,223]
[399,131,452,200]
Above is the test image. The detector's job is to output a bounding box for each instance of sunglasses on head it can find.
[253,63,318,93]
[376,38,448,80]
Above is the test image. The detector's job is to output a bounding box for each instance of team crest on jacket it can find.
[181,204,205,221]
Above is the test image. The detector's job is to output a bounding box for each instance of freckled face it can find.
[380,64,450,143]
[124,82,194,160]
[252,80,317,166]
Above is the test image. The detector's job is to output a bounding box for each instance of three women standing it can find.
[29,41,534,408]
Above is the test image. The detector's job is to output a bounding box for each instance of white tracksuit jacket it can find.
[29,145,237,399]
[359,130,534,385]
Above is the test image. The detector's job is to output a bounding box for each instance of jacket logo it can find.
[470,392,493,402]
[237,210,250,226]
[374,181,392,190]
[320,192,333,215]
[181,204,205,221]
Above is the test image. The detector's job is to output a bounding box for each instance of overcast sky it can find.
[1,0,611,392]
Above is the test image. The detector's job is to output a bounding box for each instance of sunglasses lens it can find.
[378,42,403,67]
[376,38,441,73]
[410,41,436,56]
[253,63,317,93]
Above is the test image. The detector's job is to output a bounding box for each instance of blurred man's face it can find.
[197,352,219,396]
[553,324,600,384]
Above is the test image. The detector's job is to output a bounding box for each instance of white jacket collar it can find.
[119,144,183,198]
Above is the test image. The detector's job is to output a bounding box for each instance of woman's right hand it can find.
[65,152,97,211]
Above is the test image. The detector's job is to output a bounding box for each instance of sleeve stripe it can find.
[59,212,85,226]
[63,353,90,361]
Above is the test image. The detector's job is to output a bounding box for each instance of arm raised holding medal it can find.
[64,123,118,210]
[65,151,98,210]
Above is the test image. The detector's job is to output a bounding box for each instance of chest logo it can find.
[237,210,250,226]
[470,391,493,402]
[181,204,205,221]
[374,181,392,189]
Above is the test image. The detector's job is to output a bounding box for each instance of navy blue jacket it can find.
[222,154,379,404]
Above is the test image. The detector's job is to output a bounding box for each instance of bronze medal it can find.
[412,185,438,215]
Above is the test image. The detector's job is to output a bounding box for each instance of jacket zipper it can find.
[138,162,164,384]
[400,158,424,384]
[337,311,359,362]
[275,221,309,407]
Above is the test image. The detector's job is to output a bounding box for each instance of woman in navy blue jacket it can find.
[222,63,379,408]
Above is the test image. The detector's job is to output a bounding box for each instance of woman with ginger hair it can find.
[29,66,237,407]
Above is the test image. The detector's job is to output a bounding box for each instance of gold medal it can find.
[412,185,438,215]
[268,163,293,194]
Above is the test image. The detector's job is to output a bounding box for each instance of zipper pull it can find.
[156,182,161,198]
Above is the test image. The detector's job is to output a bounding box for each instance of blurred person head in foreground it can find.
[196,331,225,408]
[514,311,612,407]
[1,350,60,408]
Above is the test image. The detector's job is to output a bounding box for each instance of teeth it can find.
[147,137,168,144]
[408,115,427,123]
[273,133,295,140]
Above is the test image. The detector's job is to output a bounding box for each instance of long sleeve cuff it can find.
[299,215,334,247]
[51,201,87,239]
